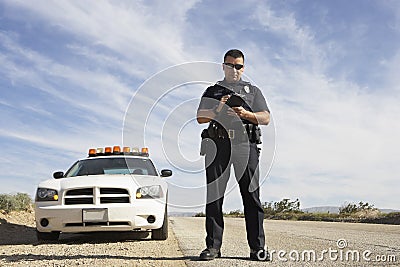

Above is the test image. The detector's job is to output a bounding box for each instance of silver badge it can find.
[244,85,250,93]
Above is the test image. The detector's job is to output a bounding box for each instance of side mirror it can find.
[160,169,172,177]
[53,171,64,179]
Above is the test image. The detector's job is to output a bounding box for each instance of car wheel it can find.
[151,205,168,240]
[36,230,60,241]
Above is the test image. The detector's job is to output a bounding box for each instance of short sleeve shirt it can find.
[197,79,269,125]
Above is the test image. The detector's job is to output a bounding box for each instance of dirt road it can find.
[1,211,399,266]
[0,211,186,266]
[171,217,400,266]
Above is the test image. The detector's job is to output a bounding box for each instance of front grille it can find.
[66,188,93,196]
[100,197,129,204]
[65,198,93,205]
[64,187,130,205]
[100,188,128,194]
[65,188,94,205]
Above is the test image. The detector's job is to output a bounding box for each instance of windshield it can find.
[64,157,157,177]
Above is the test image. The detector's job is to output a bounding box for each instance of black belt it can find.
[215,128,249,142]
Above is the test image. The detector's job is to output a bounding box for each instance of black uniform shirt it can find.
[198,79,269,126]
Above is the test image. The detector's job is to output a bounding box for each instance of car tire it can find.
[151,205,168,240]
[36,230,60,241]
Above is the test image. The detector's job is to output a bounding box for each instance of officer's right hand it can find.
[215,95,230,113]
[222,95,240,117]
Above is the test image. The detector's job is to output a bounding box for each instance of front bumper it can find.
[35,201,166,233]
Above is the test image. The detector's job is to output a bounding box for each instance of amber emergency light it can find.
[113,146,121,154]
[88,148,96,156]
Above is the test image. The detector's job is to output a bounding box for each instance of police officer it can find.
[197,49,270,261]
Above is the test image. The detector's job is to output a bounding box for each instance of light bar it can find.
[88,146,149,157]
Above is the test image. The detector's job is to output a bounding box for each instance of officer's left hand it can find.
[231,106,250,119]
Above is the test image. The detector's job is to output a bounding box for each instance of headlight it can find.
[136,185,163,199]
[36,188,59,202]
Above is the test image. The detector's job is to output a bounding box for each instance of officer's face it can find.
[223,56,244,83]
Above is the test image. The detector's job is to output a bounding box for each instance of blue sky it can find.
[1,0,399,212]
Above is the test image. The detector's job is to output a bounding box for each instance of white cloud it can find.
[244,2,400,209]
[0,32,131,122]
[253,3,326,73]
[4,0,199,67]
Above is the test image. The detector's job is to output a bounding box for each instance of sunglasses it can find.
[223,62,244,70]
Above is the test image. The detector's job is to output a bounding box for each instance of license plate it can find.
[82,208,108,222]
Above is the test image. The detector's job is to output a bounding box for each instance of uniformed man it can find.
[197,49,270,261]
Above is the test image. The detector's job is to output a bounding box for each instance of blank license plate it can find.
[82,209,108,222]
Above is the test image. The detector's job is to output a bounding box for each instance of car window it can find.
[64,157,157,177]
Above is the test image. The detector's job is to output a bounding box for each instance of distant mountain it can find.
[379,209,400,214]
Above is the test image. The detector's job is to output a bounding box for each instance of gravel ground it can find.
[2,211,399,266]
[0,210,186,267]
[171,217,400,267]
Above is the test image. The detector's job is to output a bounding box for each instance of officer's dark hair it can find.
[224,49,245,62]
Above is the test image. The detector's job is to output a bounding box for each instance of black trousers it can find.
[204,138,265,250]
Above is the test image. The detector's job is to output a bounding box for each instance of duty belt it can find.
[215,128,249,143]
[207,121,261,144]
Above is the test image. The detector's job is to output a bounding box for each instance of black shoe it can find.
[199,248,221,261]
[250,248,270,261]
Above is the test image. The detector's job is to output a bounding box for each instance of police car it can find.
[34,146,171,241]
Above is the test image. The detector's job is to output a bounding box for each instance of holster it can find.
[253,125,262,144]
[200,129,211,156]
[245,124,262,144]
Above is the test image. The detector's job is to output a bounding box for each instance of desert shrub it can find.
[263,198,303,219]
[225,209,243,217]
[194,212,205,217]
[339,201,377,215]
[0,193,32,213]
[0,194,13,212]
